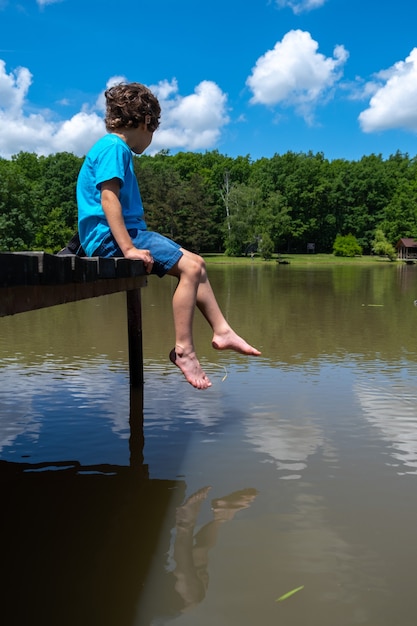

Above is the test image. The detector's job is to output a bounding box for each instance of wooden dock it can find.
[0,251,147,387]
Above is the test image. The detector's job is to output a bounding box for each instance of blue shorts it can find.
[93,229,183,277]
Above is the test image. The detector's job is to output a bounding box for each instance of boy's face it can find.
[129,124,154,154]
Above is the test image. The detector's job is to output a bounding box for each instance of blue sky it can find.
[1,0,417,161]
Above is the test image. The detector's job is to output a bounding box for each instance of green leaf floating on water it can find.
[276,585,304,602]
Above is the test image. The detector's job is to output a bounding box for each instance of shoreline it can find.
[203,253,403,267]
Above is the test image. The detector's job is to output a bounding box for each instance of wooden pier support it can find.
[127,288,144,387]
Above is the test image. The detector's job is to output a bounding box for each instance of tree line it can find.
[1,148,417,256]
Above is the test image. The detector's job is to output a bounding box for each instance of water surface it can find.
[2,263,417,625]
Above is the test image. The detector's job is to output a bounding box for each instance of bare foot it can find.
[170,347,212,389]
[212,329,261,356]
[211,488,258,522]
[176,486,212,528]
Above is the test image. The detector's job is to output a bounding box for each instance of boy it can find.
[77,82,261,389]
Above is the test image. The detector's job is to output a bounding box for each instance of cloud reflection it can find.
[245,408,327,479]
[355,378,417,474]
[0,365,41,453]
[0,358,131,458]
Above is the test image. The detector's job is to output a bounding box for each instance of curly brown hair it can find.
[104,82,161,132]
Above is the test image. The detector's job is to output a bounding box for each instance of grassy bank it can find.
[203,253,398,266]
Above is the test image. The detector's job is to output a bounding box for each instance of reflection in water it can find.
[356,375,417,474]
[0,360,134,465]
[173,487,258,611]
[245,409,326,479]
[0,461,184,626]
[0,364,41,451]
[3,266,417,625]
[135,487,258,624]
[1,458,256,626]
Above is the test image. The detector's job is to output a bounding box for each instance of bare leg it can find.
[173,487,212,610]
[168,250,260,389]
[180,250,261,354]
[168,253,212,389]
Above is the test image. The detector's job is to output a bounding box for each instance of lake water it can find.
[2,262,417,626]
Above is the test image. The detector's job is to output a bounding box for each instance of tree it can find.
[258,232,274,260]
[333,234,362,257]
[34,207,74,252]
[0,159,36,250]
[38,152,82,230]
[0,147,416,256]
[372,229,397,261]
[223,183,262,256]
[380,178,417,244]
[260,191,291,252]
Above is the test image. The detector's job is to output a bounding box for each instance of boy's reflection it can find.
[172,486,258,612]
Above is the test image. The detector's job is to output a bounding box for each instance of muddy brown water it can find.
[2,263,417,626]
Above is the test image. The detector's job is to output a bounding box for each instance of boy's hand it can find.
[124,246,154,273]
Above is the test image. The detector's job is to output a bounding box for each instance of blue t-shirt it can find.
[77,134,147,256]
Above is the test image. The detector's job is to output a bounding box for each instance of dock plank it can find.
[0,253,147,316]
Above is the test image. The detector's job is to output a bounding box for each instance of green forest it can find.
[1,148,417,257]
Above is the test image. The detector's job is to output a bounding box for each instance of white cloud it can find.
[359,48,417,134]
[149,78,230,152]
[275,0,327,14]
[0,59,31,112]
[0,61,230,157]
[342,76,381,103]
[246,30,348,123]
[50,111,105,153]
[36,0,63,6]
[0,59,106,157]
[0,107,105,157]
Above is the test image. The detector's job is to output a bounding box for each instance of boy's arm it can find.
[101,178,154,271]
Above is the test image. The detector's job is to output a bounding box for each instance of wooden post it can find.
[129,386,146,471]
[126,288,144,387]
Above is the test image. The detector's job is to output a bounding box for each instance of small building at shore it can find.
[396,238,417,260]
